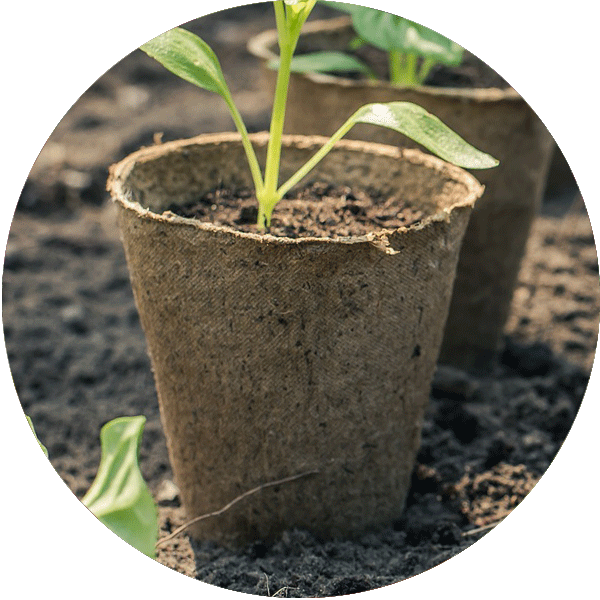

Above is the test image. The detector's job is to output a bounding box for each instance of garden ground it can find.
[3,3,597,596]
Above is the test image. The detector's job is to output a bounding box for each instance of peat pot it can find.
[108,132,483,547]
[249,17,556,370]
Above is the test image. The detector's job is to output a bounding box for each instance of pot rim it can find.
[108,132,484,249]
[247,16,521,104]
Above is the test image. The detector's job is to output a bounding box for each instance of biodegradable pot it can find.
[248,17,556,370]
[108,132,483,547]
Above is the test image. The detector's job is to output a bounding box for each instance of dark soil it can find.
[3,2,596,597]
[170,182,424,237]
[426,51,509,89]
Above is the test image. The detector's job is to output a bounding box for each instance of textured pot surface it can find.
[249,17,556,370]
[108,133,482,546]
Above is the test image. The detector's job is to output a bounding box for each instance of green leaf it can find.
[275,100,498,201]
[26,415,48,457]
[285,0,317,15]
[322,1,364,15]
[284,0,318,39]
[140,27,230,98]
[269,51,373,75]
[351,102,499,169]
[82,416,158,559]
[334,5,463,66]
[348,36,367,51]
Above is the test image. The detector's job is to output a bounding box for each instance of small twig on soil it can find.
[156,470,319,548]
[461,518,505,537]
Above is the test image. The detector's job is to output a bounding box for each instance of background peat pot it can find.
[108,132,482,546]
[248,16,556,370]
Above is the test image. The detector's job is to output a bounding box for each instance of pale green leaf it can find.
[140,27,230,98]
[351,9,463,65]
[285,0,317,15]
[269,51,373,75]
[325,3,463,66]
[82,416,158,558]
[322,1,363,15]
[26,415,48,457]
[276,100,498,200]
[351,102,499,169]
[284,0,318,38]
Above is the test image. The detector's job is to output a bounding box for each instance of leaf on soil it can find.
[26,415,48,457]
[82,416,158,559]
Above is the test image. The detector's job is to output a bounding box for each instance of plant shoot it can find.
[141,0,496,229]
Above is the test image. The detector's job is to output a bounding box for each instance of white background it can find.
[1,1,597,597]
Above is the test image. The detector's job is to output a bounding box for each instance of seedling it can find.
[279,2,464,87]
[140,0,496,229]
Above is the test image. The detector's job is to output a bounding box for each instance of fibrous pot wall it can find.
[109,133,482,546]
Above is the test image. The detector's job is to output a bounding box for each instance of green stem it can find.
[390,51,421,86]
[258,1,297,228]
[276,115,357,199]
[417,57,436,85]
[223,92,264,194]
[388,49,403,84]
[256,0,317,229]
[263,43,294,199]
[273,0,288,45]
[404,53,418,85]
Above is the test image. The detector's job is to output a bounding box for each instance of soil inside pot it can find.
[169,181,425,237]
